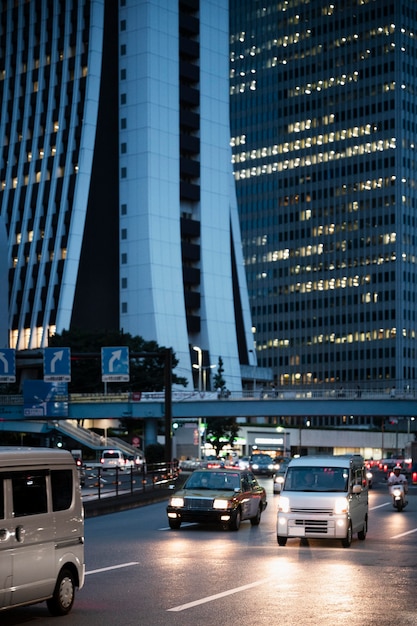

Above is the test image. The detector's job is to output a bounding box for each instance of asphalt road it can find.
[3,473,417,626]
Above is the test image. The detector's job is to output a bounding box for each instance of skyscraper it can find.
[230,0,417,390]
[0,0,254,391]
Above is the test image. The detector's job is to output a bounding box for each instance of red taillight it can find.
[412,472,417,484]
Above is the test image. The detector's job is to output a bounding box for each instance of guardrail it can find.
[81,461,180,501]
[2,387,416,406]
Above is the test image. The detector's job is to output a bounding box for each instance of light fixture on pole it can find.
[193,345,203,391]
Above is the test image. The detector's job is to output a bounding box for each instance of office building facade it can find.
[230,0,417,390]
[0,0,254,391]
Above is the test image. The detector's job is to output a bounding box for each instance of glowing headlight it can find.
[252,464,259,470]
[170,497,184,507]
[275,475,284,484]
[334,497,348,515]
[278,496,290,513]
[213,498,229,509]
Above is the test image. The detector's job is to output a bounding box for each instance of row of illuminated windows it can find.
[258,327,401,352]
[10,325,56,351]
[233,145,396,180]
[245,232,396,264]
[1,166,76,190]
[231,123,377,164]
[12,248,67,268]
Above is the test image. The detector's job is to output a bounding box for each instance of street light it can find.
[193,346,203,392]
[193,363,216,391]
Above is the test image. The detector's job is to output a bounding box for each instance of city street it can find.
[2,473,417,626]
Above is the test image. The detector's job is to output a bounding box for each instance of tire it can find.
[342,522,352,548]
[169,518,181,529]
[229,508,241,531]
[358,516,367,541]
[46,568,75,616]
[250,505,262,526]
[277,535,287,546]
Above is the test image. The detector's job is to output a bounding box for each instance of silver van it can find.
[0,447,85,615]
[276,454,368,548]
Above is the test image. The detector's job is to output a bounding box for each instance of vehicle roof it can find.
[288,455,364,468]
[0,446,74,469]
[194,468,246,474]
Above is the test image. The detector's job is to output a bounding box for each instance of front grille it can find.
[294,519,329,534]
[184,497,213,510]
[291,507,334,515]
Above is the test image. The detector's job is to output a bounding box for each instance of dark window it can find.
[12,472,48,517]
[51,469,73,511]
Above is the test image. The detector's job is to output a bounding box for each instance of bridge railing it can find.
[1,387,416,405]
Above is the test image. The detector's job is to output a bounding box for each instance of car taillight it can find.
[412,472,417,484]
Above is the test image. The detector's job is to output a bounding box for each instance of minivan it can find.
[100,448,127,470]
[0,447,85,615]
[276,454,368,548]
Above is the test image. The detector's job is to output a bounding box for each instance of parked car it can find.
[167,468,267,531]
[250,453,279,476]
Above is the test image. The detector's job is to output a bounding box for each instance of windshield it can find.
[185,471,240,491]
[284,466,348,492]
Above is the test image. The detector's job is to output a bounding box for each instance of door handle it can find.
[15,525,25,543]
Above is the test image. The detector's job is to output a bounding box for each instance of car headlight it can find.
[366,472,373,480]
[252,464,259,470]
[170,497,184,507]
[275,475,284,484]
[334,497,348,515]
[278,496,290,513]
[213,498,230,509]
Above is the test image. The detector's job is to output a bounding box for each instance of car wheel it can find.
[358,516,367,541]
[46,568,75,616]
[277,535,287,546]
[342,522,352,548]
[229,508,241,531]
[250,505,262,526]
[168,519,181,530]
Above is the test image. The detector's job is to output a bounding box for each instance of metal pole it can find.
[164,348,172,464]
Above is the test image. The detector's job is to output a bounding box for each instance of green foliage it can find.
[49,328,188,393]
[205,415,239,456]
[212,356,226,391]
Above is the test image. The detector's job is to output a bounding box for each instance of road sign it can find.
[43,347,71,382]
[23,380,68,417]
[101,346,130,382]
[0,348,16,382]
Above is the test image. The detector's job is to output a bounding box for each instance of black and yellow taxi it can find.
[167,468,267,531]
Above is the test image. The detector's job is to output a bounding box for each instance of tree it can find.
[205,415,239,456]
[49,328,188,393]
[212,356,226,391]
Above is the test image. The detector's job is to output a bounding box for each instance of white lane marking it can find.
[370,502,390,510]
[86,562,140,576]
[167,578,271,612]
[391,528,417,539]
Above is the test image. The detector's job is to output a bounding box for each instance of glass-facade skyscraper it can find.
[230,0,417,390]
[0,0,255,392]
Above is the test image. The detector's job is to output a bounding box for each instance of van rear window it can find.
[51,470,73,511]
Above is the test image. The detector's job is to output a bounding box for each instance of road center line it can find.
[86,562,140,576]
[369,502,390,510]
[167,578,271,612]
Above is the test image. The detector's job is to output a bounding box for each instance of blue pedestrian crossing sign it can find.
[43,347,71,382]
[0,349,16,382]
[101,346,130,382]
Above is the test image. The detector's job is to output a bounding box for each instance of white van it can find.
[100,448,127,470]
[0,447,85,615]
[276,454,368,548]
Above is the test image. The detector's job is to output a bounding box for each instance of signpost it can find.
[0,348,16,382]
[43,348,71,382]
[101,346,130,382]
